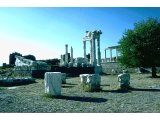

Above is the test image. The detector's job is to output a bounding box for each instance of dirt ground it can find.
[0,73,160,113]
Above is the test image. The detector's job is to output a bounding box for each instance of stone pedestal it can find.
[79,74,101,92]
[44,72,62,96]
[118,73,130,90]
[61,73,66,84]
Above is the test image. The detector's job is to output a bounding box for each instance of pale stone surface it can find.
[118,73,130,89]
[79,74,101,92]
[15,55,34,66]
[61,73,66,84]
[44,72,62,96]
[80,74,88,83]
[74,57,87,67]
[70,46,73,63]
[65,44,68,64]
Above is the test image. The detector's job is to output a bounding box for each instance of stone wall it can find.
[13,66,32,78]
[101,62,136,74]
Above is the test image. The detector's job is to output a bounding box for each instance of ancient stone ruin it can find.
[44,72,62,96]
[79,74,101,92]
[83,30,102,67]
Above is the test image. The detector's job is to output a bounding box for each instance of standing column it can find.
[105,49,107,63]
[116,48,118,62]
[97,36,101,66]
[83,41,86,59]
[60,55,63,65]
[90,39,93,64]
[110,48,112,62]
[65,44,68,63]
[92,37,97,67]
[71,46,73,63]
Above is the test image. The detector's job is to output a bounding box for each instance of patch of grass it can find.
[0,87,6,90]
[80,83,101,92]
[42,93,61,99]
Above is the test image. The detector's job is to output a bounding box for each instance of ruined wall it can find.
[13,66,32,77]
[101,62,136,74]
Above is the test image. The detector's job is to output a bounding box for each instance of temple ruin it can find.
[83,30,102,67]
[104,45,119,62]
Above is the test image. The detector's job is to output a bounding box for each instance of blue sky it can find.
[0,7,160,65]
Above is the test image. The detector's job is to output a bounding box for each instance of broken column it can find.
[44,72,62,96]
[68,46,74,67]
[117,70,130,90]
[79,74,101,92]
[65,44,68,64]
[71,46,73,63]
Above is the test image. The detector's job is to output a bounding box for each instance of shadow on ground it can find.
[146,76,160,78]
[65,83,77,85]
[53,95,107,103]
[61,85,75,88]
[130,87,160,92]
[101,89,131,93]
[0,81,37,87]
[101,87,160,93]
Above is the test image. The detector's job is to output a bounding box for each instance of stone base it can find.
[79,74,101,92]
[94,66,102,74]
[61,73,66,84]
[44,72,62,96]
[118,73,130,90]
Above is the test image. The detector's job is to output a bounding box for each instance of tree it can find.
[23,55,36,61]
[42,59,60,66]
[9,52,22,66]
[118,18,160,77]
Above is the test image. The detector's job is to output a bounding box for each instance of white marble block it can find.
[79,74,101,92]
[61,73,66,84]
[44,72,62,96]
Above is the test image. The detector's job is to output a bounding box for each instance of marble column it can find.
[105,49,107,63]
[92,37,97,66]
[116,48,118,62]
[60,55,63,65]
[97,36,101,66]
[71,46,73,63]
[90,39,93,64]
[110,48,112,62]
[83,41,86,59]
[65,44,68,63]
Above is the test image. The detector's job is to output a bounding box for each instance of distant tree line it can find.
[40,59,60,66]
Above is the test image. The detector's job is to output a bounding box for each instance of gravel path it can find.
[0,73,160,113]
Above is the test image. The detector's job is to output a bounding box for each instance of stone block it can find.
[44,72,62,96]
[118,73,130,90]
[79,74,101,92]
